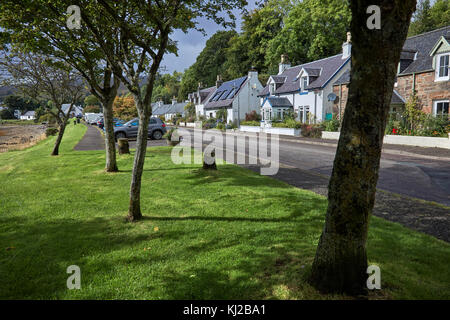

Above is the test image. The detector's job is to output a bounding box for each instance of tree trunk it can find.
[118,138,130,154]
[310,0,416,295]
[102,97,118,172]
[127,99,150,222]
[51,122,66,156]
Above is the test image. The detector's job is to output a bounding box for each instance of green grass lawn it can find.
[0,124,449,299]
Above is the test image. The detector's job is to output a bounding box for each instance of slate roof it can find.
[399,26,450,75]
[271,76,287,83]
[152,102,187,115]
[333,70,405,105]
[391,90,406,105]
[259,54,349,96]
[199,86,216,104]
[333,69,350,85]
[266,97,293,108]
[62,104,83,115]
[204,76,248,110]
[23,111,35,117]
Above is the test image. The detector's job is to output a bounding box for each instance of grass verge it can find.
[0,124,449,299]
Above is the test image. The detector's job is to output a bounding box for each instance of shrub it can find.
[240,120,260,126]
[301,124,322,138]
[45,127,59,137]
[245,110,261,122]
[216,123,225,131]
[163,127,180,145]
[322,118,340,132]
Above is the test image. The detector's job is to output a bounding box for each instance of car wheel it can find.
[152,130,163,140]
[116,132,126,141]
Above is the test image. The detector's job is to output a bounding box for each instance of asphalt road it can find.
[182,129,450,206]
[76,124,450,206]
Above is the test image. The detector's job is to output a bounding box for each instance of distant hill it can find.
[0,85,17,101]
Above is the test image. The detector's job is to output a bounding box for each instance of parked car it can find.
[97,118,104,129]
[114,118,166,141]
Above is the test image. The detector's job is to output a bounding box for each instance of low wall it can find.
[240,126,301,137]
[321,131,450,149]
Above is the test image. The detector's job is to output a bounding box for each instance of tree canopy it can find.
[408,0,450,36]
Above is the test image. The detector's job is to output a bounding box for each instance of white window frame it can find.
[435,53,449,82]
[301,76,308,91]
[433,99,449,117]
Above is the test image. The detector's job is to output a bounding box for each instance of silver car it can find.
[114,118,167,141]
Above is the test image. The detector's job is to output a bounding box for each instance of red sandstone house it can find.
[333,26,450,119]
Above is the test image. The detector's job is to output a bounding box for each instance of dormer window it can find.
[269,83,275,95]
[301,76,308,91]
[436,53,449,81]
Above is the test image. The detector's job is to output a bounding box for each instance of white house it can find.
[20,111,35,120]
[258,33,352,126]
[151,99,187,121]
[188,85,216,118]
[62,104,83,118]
[202,71,264,125]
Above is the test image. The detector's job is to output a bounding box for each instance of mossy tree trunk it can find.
[51,122,66,156]
[102,94,118,172]
[127,97,151,222]
[310,0,416,295]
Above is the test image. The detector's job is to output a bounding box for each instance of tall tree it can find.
[80,0,246,222]
[178,30,237,100]
[224,0,295,79]
[309,0,416,294]
[1,52,85,155]
[0,0,121,172]
[265,0,351,70]
[409,0,450,36]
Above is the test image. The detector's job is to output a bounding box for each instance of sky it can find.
[161,1,260,75]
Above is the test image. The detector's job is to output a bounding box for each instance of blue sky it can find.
[161,1,259,74]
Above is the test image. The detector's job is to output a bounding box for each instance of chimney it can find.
[248,67,258,82]
[216,75,223,88]
[342,32,352,59]
[172,96,177,105]
[279,54,291,75]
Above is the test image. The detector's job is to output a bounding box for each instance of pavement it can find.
[75,124,450,242]
[73,124,167,151]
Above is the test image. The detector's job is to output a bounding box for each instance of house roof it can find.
[152,102,187,115]
[62,104,83,114]
[204,76,247,110]
[23,111,35,116]
[199,86,216,104]
[333,70,405,105]
[259,54,349,96]
[391,90,406,105]
[399,26,450,75]
[265,97,293,108]
[333,69,351,85]
[271,76,287,83]
[304,67,322,77]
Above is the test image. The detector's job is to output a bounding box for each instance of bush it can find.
[321,118,340,132]
[202,118,217,130]
[45,127,59,137]
[240,120,260,126]
[301,124,322,138]
[272,118,302,129]
[216,123,225,131]
[245,110,261,122]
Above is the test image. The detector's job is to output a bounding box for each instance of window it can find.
[301,77,308,91]
[150,118,157,124]
[434,100,449,117]
[298,106,310,123]
[436,53,449,81]
[269,83,275,95]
